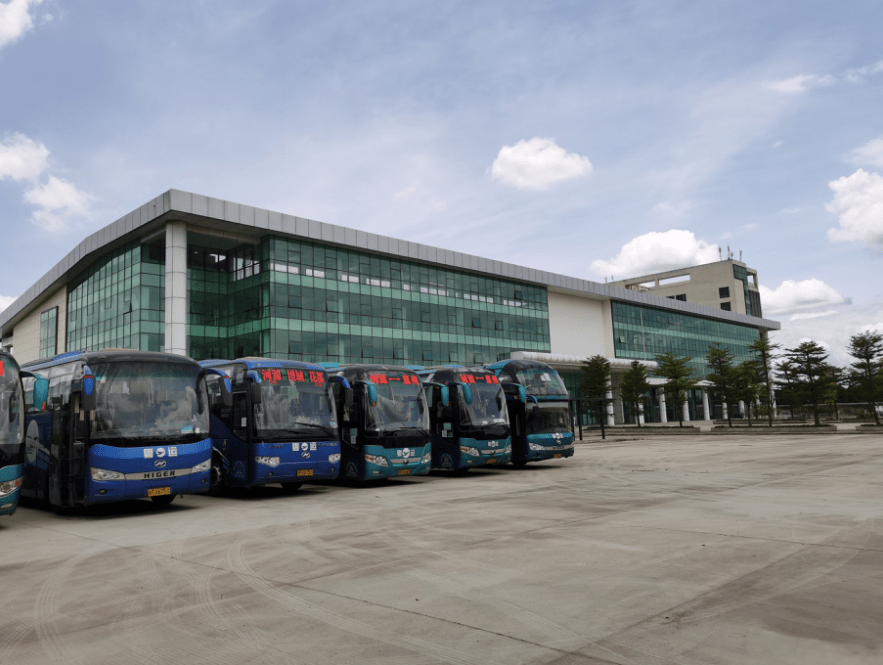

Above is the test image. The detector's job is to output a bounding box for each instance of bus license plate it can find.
[148,486,171,497]
[397,469,411,476]
[296,469,313,477]
[553,454,562,459]
[487,458,497,464]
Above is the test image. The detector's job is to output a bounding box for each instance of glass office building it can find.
[0,189,780,425]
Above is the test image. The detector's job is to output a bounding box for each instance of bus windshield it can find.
[365,371,429,435]
[91,361,210,446]
[526,402,571,435]
[515,368,568,397]
[455,373,509,436]
[0,356,24,449]
[253,368,336,440]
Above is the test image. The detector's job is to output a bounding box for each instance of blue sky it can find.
[1,0,882,365]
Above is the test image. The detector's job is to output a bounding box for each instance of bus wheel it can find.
[281,482,303,493]
[209,454,225,495]
[151,494,176,507]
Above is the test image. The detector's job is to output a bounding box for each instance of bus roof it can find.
[198,357,326,372]
[21,349,199,371]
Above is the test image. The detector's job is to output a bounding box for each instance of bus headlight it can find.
[91,468,123,481]
[191,459,211,474]
[328,454,341,464]
[459,446,480,457]
[421,450,431,464]
[0,477,23,496]
[504,444,512,454]
[528,442,545,451]
[365,454,389,467]
[255,456,281,468]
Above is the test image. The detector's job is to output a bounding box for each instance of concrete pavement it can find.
[1,433,881,664]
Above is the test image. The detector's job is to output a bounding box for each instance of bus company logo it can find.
[154,459,167,469]
[301,451,310,459]
[143,448,154,459]
[552,433,563,441]
[301,442,309,452]
[156,448,166,458]
[488,441,499,448]
[398,448,411,459]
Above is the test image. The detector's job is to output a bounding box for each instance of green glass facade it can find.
[189,235,550,364]
[66,241,166,354]
[39,307,58,357]
[611,300,760,378]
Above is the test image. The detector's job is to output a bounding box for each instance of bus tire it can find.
[150,494,176,507]
[281,482,303,493]
[209,453,225,495]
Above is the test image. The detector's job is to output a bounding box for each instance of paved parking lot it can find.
[2,433,881,665]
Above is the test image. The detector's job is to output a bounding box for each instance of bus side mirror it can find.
[80,365,95,411]
[33,376,50,411]
[367,383,377,407]
[440,385,449,407]
[454,383,472,405]
[246,370,262,405]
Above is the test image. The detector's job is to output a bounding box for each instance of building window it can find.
[720,302,731,311]
[40,307,58,358]
[719,287,730,299]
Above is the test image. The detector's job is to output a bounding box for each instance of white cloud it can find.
[490,137,592,191]
[844,60,883,83]
[765,74,835,94]
[758,279,845,315]
[0,133,49,181]
[24,176,93,232]
[848,136,883,168]
[590,230,719,279]
[789,310,837,321]
[0,132,93,232]
[825,169,883,251]
[0,0,43,50]
[769,301,883,367]
[0,295,15,312]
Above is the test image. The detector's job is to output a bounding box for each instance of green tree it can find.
[731,361,763,426]
[783,341,835,426]
[748,335,781,427]
[847,331,883,426]
[579,355,612,425]
[619,361,651,427]
[653,352,697,427]
[706,343,736,427]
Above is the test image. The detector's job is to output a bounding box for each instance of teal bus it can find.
[198,358,341,492]
[417,366,512,472]
[21,350,226,509]
[325,364,431,481]
[1,351,46,516]
[483,359,574,466]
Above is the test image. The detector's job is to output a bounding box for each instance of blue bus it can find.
[198,358,341,492]
[418,366,512,472]
[326,364,431,482]
[1,351,47,516]
[20,350,225,509]
[483,359,574,466]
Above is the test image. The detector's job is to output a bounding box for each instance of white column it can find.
[722,402,728,420]
[659,389,667,423]
[638,404,645,426]
[738,400,746,418]
[606,385,615,426]
[702,388,710,421]
[682,399,690,422]
[164,221,188,356]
